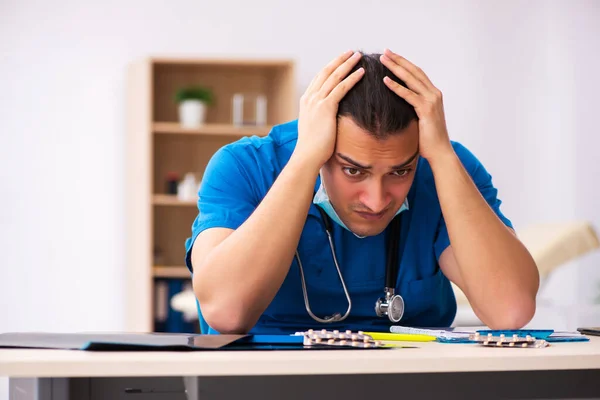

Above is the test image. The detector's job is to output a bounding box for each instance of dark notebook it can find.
[0,332,379,351]
[0,332,247,351]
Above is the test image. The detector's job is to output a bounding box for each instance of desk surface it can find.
[1,336,599,378]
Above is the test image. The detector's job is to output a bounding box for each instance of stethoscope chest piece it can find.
[375,289,404,323]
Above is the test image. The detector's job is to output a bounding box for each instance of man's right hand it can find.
[293,50,365,168]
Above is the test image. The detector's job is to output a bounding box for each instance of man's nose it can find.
[360,183,389,213]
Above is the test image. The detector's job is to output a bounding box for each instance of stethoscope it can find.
[295,205,405,324]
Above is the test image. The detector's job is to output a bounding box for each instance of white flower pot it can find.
[178,100,206,128]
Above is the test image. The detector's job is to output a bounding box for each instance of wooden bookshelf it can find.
[126,57,297,332]
[152,194,196,207]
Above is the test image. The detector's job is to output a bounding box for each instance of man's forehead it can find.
[335,118,419,166]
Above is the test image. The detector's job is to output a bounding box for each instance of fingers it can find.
[380,54,429,96]
[383,76,419,107]
[318,51,363,98]
[307,50,354,94]
[383,48,436,90]
[328,67,365,103]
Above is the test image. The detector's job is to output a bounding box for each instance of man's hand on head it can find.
[380,49,453,162]
[293,51,365,169]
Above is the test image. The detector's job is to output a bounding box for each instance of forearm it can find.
[429,149,539,329]
[194,152,320,332]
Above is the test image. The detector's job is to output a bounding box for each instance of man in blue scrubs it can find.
[185,49,540,334]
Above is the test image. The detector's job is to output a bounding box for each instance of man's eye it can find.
[393,169,410,177]
[343,167,362,176]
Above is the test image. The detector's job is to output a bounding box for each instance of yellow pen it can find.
[364,332,437,342]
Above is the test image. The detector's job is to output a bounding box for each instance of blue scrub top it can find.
[184,120,513,334]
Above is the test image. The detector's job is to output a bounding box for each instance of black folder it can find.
[0,332,247,351]
[0,332,380,351]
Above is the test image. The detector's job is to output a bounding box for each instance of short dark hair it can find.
[337,52,418,138]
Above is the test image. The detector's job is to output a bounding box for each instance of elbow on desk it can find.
[193,275,256,334]
[484,296,537,330]
[197,297,255,335]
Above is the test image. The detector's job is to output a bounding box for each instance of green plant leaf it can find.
[175,86,214,105]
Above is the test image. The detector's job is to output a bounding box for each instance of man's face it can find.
[321,116,419,237]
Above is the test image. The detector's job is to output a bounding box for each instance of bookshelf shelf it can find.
[152,194,196,207]
[153,122,271,137]
[153,266,191,279]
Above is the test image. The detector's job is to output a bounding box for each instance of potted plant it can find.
[175,86,214,128]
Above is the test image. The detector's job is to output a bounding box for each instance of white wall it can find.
[1,0,599,396]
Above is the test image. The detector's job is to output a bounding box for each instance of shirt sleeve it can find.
[433,142,514,261]
[184,146,260,272]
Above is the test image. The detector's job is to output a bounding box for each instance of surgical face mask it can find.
[313,175,409,239]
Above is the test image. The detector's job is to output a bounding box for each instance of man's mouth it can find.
[354,210,386,221]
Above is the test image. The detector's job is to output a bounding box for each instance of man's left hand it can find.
[380,48,452,161]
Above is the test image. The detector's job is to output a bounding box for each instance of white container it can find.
[232,93,268,126]
[177,173,198,201]
[178,100,206,128]
[256,95,267,126]
[232,94,244,126]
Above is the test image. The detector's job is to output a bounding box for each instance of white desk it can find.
[2,337,600,399]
